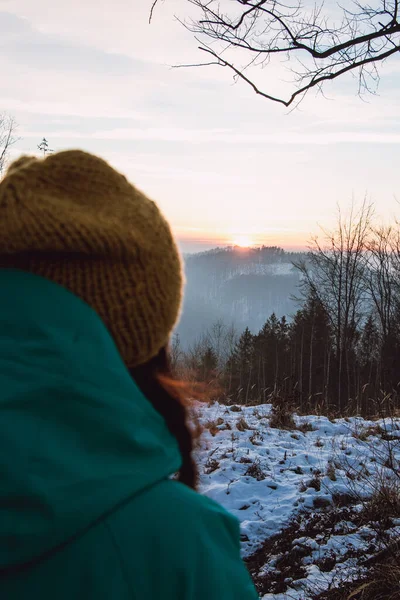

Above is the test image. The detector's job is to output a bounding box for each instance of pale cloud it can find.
[19,126,400,145]
[0,0,200,65]
[1,98,148,121]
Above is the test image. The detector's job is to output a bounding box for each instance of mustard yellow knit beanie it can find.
[0,150,184,368]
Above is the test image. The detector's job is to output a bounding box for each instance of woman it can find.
[0,151,257,599]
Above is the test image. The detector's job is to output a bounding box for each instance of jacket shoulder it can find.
[105,479,257,599]
[106,478,240,554]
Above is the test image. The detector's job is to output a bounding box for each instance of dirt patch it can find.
[245,497,384,597]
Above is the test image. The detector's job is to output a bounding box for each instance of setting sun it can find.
[233,235,253,248]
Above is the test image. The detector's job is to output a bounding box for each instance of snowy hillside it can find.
[195,403,400,599]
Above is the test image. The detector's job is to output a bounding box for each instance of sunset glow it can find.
[233,235,254,248]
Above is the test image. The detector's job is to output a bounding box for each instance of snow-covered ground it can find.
[194,402,400,599]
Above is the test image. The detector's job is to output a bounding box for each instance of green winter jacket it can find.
[0,269,257,599]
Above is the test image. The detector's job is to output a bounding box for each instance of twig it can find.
[149,0,161,24]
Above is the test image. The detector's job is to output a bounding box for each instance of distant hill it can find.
[177,246,308,346]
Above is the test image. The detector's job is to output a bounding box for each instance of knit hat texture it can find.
[0,150,184,368]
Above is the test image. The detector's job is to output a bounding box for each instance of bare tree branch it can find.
[0,115,18,177]
[149,0,161,24]
[196,46,291,105]
[153,0,400,106]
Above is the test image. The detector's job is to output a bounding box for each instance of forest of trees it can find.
[174,204,400,417]
[177,246,306,345]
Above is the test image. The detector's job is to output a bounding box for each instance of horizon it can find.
[180,241,308,255]
[177,233,309,254]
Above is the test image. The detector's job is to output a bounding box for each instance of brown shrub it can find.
[204,457,220,474]
[245,459,266,481]
[361,477,400,525]
[312,559,400,599]
[236,417,250,431]
[326,462,337,482]
[204,417,224,436]
[352,424,384,441]
[269,395,296,430]
[297,421,315,433]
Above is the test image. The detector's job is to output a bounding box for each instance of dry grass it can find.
[269,395,296,430]
[244,458,266,481]
[249,430,264,445]
[236,417,250,431]
[204,417,224,436]
[361,476,400,526]
[204,457,220,474]
[352,424,384,441]
[312,559,400,599]
[297,420,316,433]
[300,474,322,492]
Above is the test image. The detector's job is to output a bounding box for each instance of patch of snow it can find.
[194,402,400,598]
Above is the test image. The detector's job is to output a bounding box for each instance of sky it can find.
[0,0,399,253]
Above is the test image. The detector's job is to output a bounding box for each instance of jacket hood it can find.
[0,269,181,570]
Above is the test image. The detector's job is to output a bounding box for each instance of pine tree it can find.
[198,345,219,383]
[253,314,291,401]
[290,293,332,411]
[357,313,380,411]
[226,327,255,403]
[37,138,53,157]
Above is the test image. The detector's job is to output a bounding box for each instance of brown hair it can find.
[130,347,199,490]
